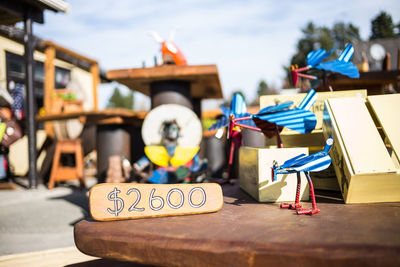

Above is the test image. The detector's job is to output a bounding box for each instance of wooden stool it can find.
[48,139,85,189]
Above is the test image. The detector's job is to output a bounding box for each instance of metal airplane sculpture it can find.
[291,44,360,90]
[208,93,256,183]
[209,89,317,183]
[271,136,334,215]
[149,27,188,66]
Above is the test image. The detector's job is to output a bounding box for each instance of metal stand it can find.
[24,11,38,188]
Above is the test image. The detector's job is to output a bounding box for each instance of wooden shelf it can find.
[36,109,147,126]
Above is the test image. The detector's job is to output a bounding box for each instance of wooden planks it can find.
[44,45,56,137]
[90,183,223,221]
[368,94,400,163]
[106,65,223,99]
[90,63,99,110]
[74,183,400,267]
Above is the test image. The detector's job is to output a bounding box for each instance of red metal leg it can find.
[216,139,235,185]
[280,172,302,210]
[296,172,320,215]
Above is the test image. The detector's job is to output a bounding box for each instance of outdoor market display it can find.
[259,89,367,190]
[210,89,318,184]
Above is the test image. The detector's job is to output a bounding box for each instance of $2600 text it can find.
[107,187,206,217]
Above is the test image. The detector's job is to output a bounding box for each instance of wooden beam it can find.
[44,45,55,137]
[383,53,391,71]
[397,48,400,71]
[42,40,98,65]
[90,63,99,110]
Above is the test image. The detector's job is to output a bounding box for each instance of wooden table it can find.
[107,65,223,99]
[74,183,400,267]
[36,108,147,127]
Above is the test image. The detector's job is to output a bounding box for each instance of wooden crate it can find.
[323,95,400,203]
[239,146,309,202]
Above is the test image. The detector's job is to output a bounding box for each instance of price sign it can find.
[89,183,223,221]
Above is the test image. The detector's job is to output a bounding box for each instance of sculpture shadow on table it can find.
[222,175,288,206]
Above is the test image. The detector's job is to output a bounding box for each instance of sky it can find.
[32,0,400,110]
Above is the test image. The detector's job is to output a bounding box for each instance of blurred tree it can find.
[252,80,278,105]
[256,80,277,96]
[332,22,361,51]
[370,11,396,39]
[107,87,134,109]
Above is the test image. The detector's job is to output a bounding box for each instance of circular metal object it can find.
[141,104,202,147]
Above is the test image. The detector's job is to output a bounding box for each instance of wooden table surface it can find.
[36,108,147,126]
[74,183,400,267]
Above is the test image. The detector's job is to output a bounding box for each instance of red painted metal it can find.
[296,73,317,80]
[296,172,320,215]
[295,66,311,72]
[234,116,252,122]
[233,122,262,132]
[280,172,302,210]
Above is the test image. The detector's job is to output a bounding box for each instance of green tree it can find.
[370,11,396,40]
[289,22,336,70]
[256,80,277,96]
[107,87,134,109]
[332,22,361,51]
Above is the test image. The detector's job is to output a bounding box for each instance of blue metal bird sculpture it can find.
[291,44,360,88]
[213,89,317,184]
[271,136,334,215]
[232,89,317,147]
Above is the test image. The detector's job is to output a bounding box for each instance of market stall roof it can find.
[107,64,223,99]
[0,0,69,25]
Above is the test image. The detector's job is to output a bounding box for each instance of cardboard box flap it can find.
[368,94,400,165]
[327,97,396,174]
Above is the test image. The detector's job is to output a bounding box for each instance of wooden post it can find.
[44,45,55,137]
[90,63,99,110]
[397,48,400,70]
[383,52,391,71]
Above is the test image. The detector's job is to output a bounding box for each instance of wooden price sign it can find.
[89,183,223,221]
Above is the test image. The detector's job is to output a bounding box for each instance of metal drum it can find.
[96,125,131,183]
[150,81,192,109]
